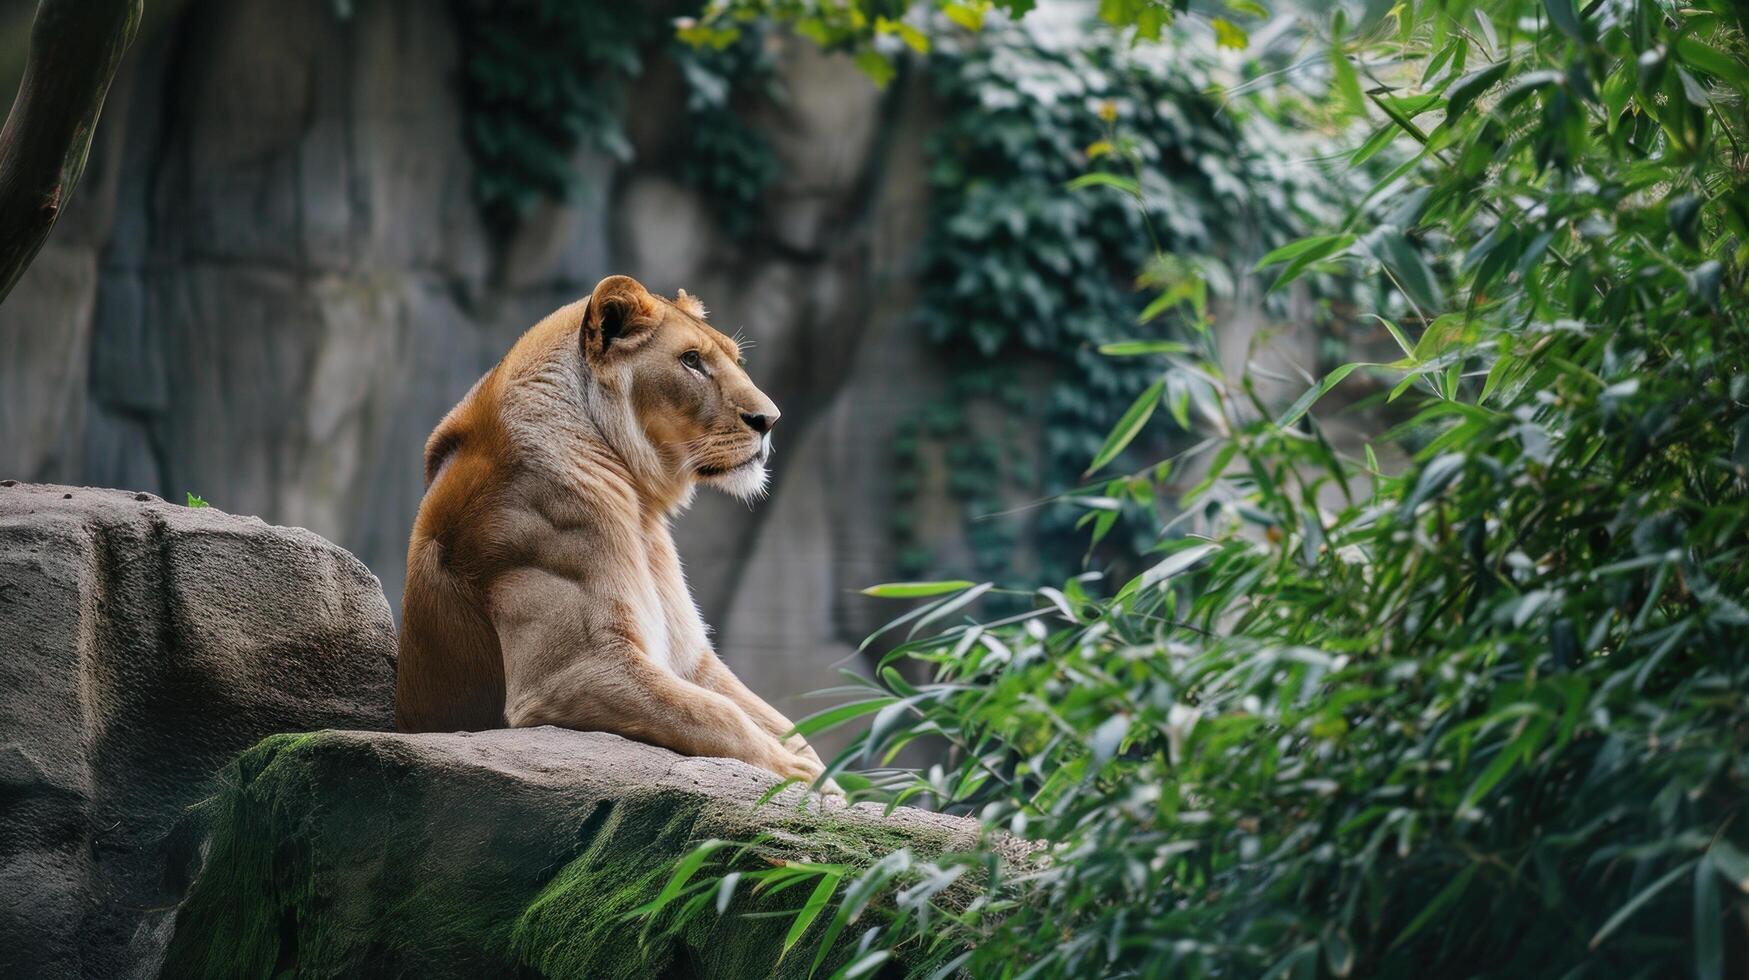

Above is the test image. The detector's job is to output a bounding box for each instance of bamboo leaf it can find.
[1099,340,1190,356]
[1676,38,1746,89]
[1457,717,1548,812]
[1067,172,1141,195]
[1710,840,1749,892]
[716,871,743,915]
[910,582,994,638]
[1255,233,1356,270]
[1590,860,1697,950]
[861,580,976,598]
[1332,50,1365,114]
[1264,234,1357,292]
[783,872,844,958]
[1134,542,1221,594]
[1391,864,1478,948]
[1695,855,1722,980]
[1445,61,1511,123]
[791,698,896,738]
[629,840,728,918]
[1370,228,1445,313]
[1277,362,1365,427]
[863,696,925,765]
[1542,0,1586,41]
[1086,379,1164,475]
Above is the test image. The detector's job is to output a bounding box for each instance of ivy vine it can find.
[451,0,653,233]
[450,0,779,238]
[670,24,785,239]
[897,17,1363,584]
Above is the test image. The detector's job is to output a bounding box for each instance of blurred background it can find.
[0,0,1358,730]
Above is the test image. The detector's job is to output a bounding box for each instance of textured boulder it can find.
[0,483,397,979]
[161,728,988,979]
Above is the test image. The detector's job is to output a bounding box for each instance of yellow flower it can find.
[1097,100,1118,123]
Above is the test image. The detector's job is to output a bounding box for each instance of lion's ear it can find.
[674,288,707,319]
[583,275,658,359]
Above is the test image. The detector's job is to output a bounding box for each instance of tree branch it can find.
[0,0,141,306]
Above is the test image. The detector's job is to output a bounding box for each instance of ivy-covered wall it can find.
[899,18,1361,587]
[449,0,781,240]
[0,1,1354,745]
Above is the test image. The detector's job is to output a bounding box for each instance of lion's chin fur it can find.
[700,458,770,502]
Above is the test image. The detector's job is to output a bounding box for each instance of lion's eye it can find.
[680,350,704,372]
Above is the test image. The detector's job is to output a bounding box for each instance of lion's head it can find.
[579,275,780,502]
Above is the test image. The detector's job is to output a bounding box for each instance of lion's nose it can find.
[740,410,777,434]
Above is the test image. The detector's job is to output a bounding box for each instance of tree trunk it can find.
[0,0,141,306]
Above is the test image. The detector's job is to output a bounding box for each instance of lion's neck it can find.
[501,355,695,525]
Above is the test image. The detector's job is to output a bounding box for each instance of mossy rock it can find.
[159,728,989,978]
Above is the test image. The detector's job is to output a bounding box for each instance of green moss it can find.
[509,796,715,978]
[159,734,948,978]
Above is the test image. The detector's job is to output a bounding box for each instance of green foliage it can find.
[161,733,954,978]
[628,825,985,979]
[453,2,779,238]
[452,0,653,232]
[898,14,1359,583]
[184,492,208,508]
[671,22,785,238]
[673,0,1749,975]
[688,0,1199,80]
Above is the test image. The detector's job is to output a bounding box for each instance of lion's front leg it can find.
[492,570,820,783]
[692,653,839,792]
[506,655,821,783]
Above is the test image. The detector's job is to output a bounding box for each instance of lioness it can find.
[397,274,831,787]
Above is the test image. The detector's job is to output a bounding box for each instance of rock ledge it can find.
[0,483,984,979]
[162,728,987,979]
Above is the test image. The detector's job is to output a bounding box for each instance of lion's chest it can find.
[628,586,677,673]
[630,542,708,678]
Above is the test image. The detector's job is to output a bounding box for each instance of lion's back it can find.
[396,382,515,733]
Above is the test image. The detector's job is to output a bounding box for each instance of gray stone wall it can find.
[0,1,933,729]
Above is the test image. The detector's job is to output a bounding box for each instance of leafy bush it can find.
[657,1,1749,977]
